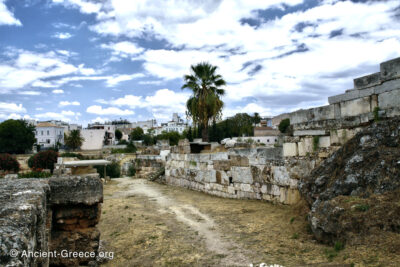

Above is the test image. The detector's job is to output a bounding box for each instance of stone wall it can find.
[0,175,103,267]
[165,148,316,204]
[279,57,400,158]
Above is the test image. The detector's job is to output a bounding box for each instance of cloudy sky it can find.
[1,0,400,126]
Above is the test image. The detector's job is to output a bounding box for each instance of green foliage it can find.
[291,233,299,239]
[130,127,144,141]
[18,171,52,178]
[111,119,130,125]
[29,150,58,172]
[0,119,35,154]
[118,139,128,145]
[253,112,261,125]
[190,161,197,166]
[95,162,121,178]
[111,142,137,154]
[65,130,84,151]
[334,241,344,252]
[290,217,295,224]
[0,153,20,172]
[128,165,136,177]
[142,134,156,146]
[156,131,182,146]
[208,113,255,142]
[373,107,380,122]
[115,129,123,140]
[324,248,338,262]
[354,204,370,212]
[60,152,84,160]
[313,136,320,151]
[278,118,290,133]
[182,62,226,141]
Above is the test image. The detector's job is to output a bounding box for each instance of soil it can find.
[98,178,400,266]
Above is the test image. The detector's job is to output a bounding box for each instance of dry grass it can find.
[98,179,400,267]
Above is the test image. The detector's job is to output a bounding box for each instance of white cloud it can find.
[90,116,110,123]
[0,102,26,113]
[36,107,44,111]
[59,101,80,106]
[52,0,102,14]
[105,73,145,87]
[52,89,64,94]
[86,105,134,115]
[101,41,144,58]
[18,91,41,95]
[53,32,73,39]
[0,0,22,26]
[34,110,80,122]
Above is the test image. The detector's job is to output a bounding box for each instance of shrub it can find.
[95,162,121,178]
[278,118,290,133]
[312,136,320,151]
[373,107,380,122]
[128,165,136,177]
[18,171,52,178]
[0,153,20,173]
[111,142,137,154]
[28,150,59,173]
[60,152,84,159]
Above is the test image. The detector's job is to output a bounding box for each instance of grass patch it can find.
[354,204,370,212]
[290,217,295,224]
[291,233,299,239]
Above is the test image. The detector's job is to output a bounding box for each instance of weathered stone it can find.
[272,166,290,186]
[229,155,249,166]
[294,130,326,136]
[213,160,231,171]
[283,143,298,157]
[353,72,381,89]
[231,166,253,184]
[49,176,103,205]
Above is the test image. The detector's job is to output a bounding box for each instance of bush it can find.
[60,152,84,160]
[95,162,121,178]
[0,153,20,173]
[28,150,58,173]
[128,165,136,177]
[278,118,290,133]
[18,171,52,178]
[111,142,137,154]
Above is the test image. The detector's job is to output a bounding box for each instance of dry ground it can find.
[98,178,400,267]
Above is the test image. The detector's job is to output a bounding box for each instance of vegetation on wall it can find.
[95,162,121,178]
[0,119,36,154]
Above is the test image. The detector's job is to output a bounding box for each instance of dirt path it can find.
[98,178,400,267]
[111,178,250,266]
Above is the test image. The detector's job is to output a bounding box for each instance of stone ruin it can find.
[0,176,103,266]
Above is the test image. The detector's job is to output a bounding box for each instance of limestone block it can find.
[298,141,306,156]
[240,183,253,192]
[199,154,211,162]
[340,97,371,117]
[289,179,298,189]
[380,57,400,81]
[227,186,236,195]
[261,184,267,194]
[353,72,381,89]
[165,169,170,176]
[231,166,253,184]
[378,89,400,109]
[283,143,298,157]
[294,130,326,136]
[318,136,331,148]
[216,171,230,185]
[272,166,290,186]
[229,155,249,167]
[210,153,229,161]
[213,160,231,171]
[202,170,217,183]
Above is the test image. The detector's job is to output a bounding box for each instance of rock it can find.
[4,174,18,179]
[299,117,400,244]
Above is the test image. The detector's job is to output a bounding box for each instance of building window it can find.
[47,130,49,135]
[41,131,43,135]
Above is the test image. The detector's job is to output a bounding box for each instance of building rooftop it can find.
[36,122,64,128]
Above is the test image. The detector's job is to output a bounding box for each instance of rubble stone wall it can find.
[166,148,317,204]
[0,176,103,267]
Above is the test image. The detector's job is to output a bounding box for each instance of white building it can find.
[80,129,106,150]
[87,123,116,145]
[157,113,188,134]
[35,122,65,148]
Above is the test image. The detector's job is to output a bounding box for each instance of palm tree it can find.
[182,62,226,142]
[65,129,84,151]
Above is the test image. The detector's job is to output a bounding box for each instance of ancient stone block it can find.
[213,160,231,171]
[380,56,400,81]
[231,166,253,184]
[229,155,249,167]
[353,72,381,89]
[318,136,331,148]
[272,166,290,186]
[340,97,371,117]
[283,143,298,157]
[378,89,400,109]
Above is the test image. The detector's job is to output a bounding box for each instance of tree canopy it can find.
[115,129,122,140]
[182,62,226,142]
[0,119,36,154]
[65,129,84,151]
[130,127,144,141]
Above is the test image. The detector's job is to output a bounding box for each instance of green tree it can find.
[278,118,290,133]
[253,112,261,126]
[182,62,226,142]
[0,119,35,154]
[115,129,122,141]
[65,129,84,151]
[130,127,144,141]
